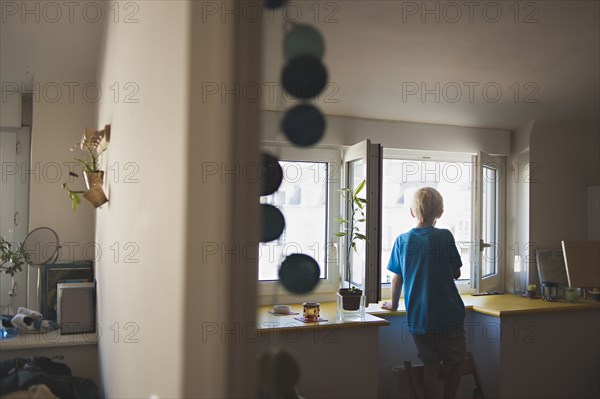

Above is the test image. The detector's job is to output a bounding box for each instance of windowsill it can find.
[368,293,600,318]
[256,302,389,332]
[1,331,98,350]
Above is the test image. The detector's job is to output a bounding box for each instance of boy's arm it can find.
[446,230,462,280]
[453,268,461,280]
[382,273,403,311]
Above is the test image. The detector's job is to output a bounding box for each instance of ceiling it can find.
[1,1,597,131]
[262,0,600,130]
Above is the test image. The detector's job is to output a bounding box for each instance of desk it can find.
[257,302,389,399]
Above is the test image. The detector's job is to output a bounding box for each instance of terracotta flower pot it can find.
[84,171,104,190]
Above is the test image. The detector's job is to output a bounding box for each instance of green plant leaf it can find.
[69,192,81,210]
[355,233,367,240]
[354,179,366,196]
[74,157,93,172]
[335,217,349,224]
[335,232,348,237]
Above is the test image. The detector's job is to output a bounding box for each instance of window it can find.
[257,144,506,300]
[379,149,508,295]
[258,146,340,299]
[341,140,382,304]
[474,152,505,293]
[259,161,328,280]
[381,156,473,285]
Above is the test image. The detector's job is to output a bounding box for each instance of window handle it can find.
[479,239,491,252]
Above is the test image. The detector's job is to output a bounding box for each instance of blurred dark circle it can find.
[282,104,325,147]
[284,24,325,61]
[260,204,285,243]
[281,56,328,100]
[279,253,320,294]
[261,153,283,196]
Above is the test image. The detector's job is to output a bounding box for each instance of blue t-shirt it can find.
[387,226,465,334]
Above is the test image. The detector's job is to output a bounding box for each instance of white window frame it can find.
[257,143,341,305]
[473,152,506,293]
[341,140,382,304]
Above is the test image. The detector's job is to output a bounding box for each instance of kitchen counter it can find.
[366,293,600,317]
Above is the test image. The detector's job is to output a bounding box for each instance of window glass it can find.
[482,166,498,277]
[259,161,328,281]
[381,159,473,283]
[347,158,366,286]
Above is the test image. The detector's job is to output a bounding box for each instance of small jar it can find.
[526,290,536,299]
[565,287,581,303]
[542,282,559,302]
[302,302,320,321]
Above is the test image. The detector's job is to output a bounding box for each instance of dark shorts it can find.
[412,325,466,368]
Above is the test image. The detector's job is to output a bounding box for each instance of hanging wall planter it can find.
[84,170,104,190]
[61,125,110,210]
[83,186,108,208]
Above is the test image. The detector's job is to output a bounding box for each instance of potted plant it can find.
[62,126,110,209]
[1,236,25,316]
[0,237,25,277]
[525,284,537,299]
[336,179,367,311]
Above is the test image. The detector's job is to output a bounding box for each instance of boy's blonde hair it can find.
[411,187,444,223]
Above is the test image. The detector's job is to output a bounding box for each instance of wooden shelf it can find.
[1,331,97,350]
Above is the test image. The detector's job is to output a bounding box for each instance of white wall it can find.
[95,2,189,396]
[530,119,600,250]
[262,110,511,155]
[96,1,261,397]
[506,120,534,293]
[505,118,600,289]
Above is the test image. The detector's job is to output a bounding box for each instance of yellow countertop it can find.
[257,302,389,332]
[366,293,600,317]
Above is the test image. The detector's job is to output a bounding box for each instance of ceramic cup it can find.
[565,287,580,303]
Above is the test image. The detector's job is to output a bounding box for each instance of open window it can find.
[473,152,506,293]
[380,149,506,295]
[341,140,382,304]
[380,149,474,295]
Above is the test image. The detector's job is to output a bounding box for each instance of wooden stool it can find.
[403,352,485,399]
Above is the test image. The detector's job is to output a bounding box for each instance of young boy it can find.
[382,187,466,399]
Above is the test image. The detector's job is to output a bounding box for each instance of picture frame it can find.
[41,261,94,321]
[536,249,569,298]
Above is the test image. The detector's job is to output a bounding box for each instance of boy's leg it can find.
[423,363,441,399]
[440,325,467,399]
[413,333,442,399]
[443,362,463,399]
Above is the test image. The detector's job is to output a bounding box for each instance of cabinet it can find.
[0,92,22,128]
